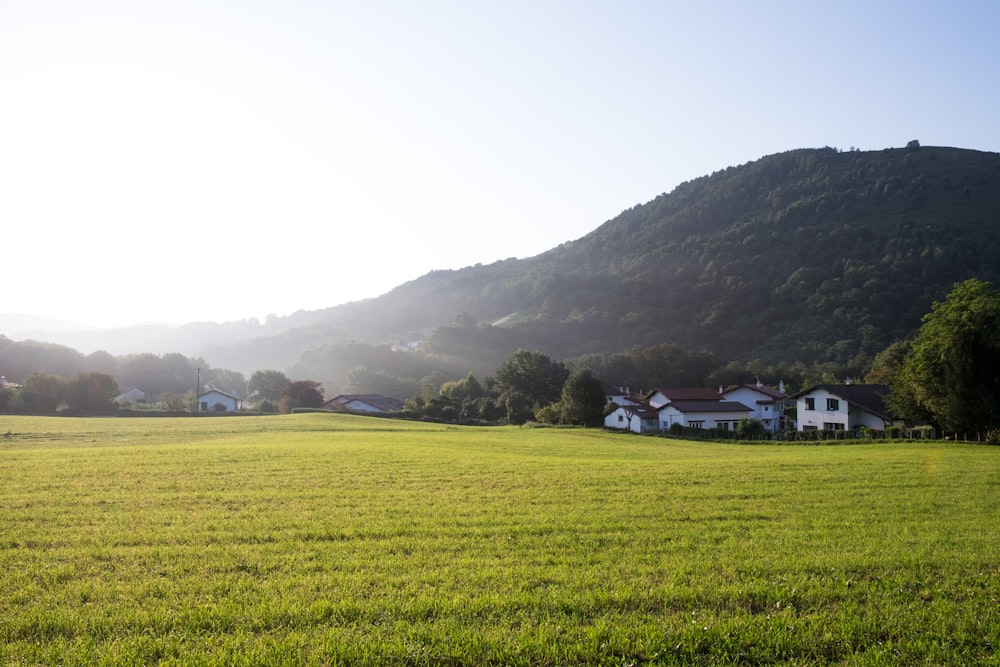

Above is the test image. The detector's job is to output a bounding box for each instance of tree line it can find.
[4,277,1000,438]
[267,145,1000,380]
[0,364,329,416]
[868,278,1000,441]
[406,277,1000,438]
[0,345,323,416]
[400,350,607,427]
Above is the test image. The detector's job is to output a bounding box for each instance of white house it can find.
[199,389,241,413]
[323,394,404,413]
[721,382,788,433]
[604,402,660,433]
[657,400,754,431]
[630,387,754,431]
[789,383,891,432]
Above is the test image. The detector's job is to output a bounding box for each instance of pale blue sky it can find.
[2,1,998,327]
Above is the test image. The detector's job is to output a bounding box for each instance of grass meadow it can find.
[0,414,998,665]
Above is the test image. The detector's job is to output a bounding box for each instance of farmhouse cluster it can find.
[120,378,894,436]
[603,381,893,435]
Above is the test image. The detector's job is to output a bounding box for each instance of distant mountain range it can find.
[0,313,99,337]
[7,144,1000,381]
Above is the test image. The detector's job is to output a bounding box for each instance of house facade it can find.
[790,384,891,431]
[605,387,757,433]
[199,389,241,413]
[721,383,788,433]
[657,400,754,431]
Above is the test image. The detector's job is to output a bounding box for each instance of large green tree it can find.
[891,279,1000,437]
[279,380,324,413]
[492,349,569,424]
[248,369,289,402]
[439,373,488,403]
[553,368,608,427]
[21,372,66,414]
[117,353,202,396]
[204,368,247,397]
[66,372,120,414]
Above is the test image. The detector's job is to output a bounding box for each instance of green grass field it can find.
[1,414,998,665]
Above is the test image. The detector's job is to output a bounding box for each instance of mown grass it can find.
[0,414,998,665]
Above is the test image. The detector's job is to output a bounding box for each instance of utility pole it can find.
[196,368,201,412]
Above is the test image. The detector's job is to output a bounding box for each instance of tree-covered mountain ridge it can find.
[8,143,1000,383]
[316,144,1000,367]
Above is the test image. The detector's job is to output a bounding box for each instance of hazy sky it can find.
[3,1,998,328]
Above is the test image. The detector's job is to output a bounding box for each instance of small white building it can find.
[0,375,22,389]
[604,402,660,433]
[604,385,640,407]
[657,400,754,431]
[790,384,891,432]
[721,382,788,433]
[199,389,241,413]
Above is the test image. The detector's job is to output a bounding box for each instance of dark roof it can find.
[616,402,659,419]
[788,384,891,419]
[647,387,722,401]
[324,394,404,412]
[659,400,753,413]
[199,389,239,400]
[724,383,787,399]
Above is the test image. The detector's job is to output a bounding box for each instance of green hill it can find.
[8,144,1000,391]
[303,144,1000,368]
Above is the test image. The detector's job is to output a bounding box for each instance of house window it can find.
[719,421,731,430]
[804,398,815,410]
[200,401,208,412]
[823,422,845,431]
[618,414,624,422]
[689,421,704,429]
[803,425,818,431]
[826,398,840,411]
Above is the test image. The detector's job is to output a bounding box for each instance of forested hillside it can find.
[6,144,1000,395]
[300,144,1000,371]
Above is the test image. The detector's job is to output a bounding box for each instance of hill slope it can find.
[303,144,1000,368]
[9,144,1000,382]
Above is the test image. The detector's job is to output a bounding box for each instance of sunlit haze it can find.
[3,1,999,328]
